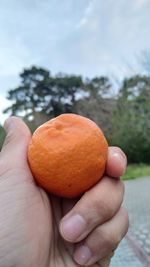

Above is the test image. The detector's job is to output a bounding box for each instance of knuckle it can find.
[85,179,126,225]
[114,208,129,244]
[105,234,118,251]
[113,180,125,206]
[99,224,123,250]
[98,229,118,252]
[93,198,114,222]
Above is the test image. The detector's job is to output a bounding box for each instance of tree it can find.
[4,66,50,121]
[85,76,112,98]
[112,75,150,163]
[43,74,83,116]
[4,67,84,126]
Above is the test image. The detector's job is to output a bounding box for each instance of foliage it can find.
[4,66,84,122]
[111,75,150,163]
[84,76,112,98]
[3,66,150,164]
[4,66,112,127]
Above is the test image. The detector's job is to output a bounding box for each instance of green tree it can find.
[85,76,112,98]
[112,75,150,163]
[43,74,83,116]
[4,67,84,126]
[4,66,50,121]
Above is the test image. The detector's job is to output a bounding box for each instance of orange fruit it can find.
[28,114,108,198]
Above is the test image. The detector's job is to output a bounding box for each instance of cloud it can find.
[0,37,34,76]
[136,0,149,8]
[0,0,149,121]
[55,0,149,80]
[76,0,96,28]
[0,0,149,97]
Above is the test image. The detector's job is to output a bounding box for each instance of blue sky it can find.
[0,0,150,122]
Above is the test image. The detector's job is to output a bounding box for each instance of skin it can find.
[0,117,128,267]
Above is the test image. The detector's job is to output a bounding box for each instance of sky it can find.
[0,0,150,123]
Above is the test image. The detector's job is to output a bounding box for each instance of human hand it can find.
[0,117,128,267]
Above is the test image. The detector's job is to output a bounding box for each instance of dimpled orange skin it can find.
[28,114,108,198]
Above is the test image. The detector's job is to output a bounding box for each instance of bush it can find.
[111,106,150,163]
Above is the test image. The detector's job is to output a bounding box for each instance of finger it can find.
[106,147,127,178]
[95,251,114,267]
[97,253,113,267]
[84,253,113,267]
[59,176,124,243]
[74,207,129,266]
[0,117,31,169]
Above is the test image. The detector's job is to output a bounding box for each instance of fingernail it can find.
[74,245,92,265]
[60,214,86,242]
[111,149,127,174]
[111,147,126,160]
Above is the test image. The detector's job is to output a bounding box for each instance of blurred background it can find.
[0,1,150,266]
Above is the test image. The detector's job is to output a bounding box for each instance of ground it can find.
[110,176,150,267]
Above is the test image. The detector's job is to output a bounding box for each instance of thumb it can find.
[1,116,31,169]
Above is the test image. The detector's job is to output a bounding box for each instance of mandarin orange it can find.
[28,114,108,198]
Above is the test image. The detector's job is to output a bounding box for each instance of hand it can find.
[0,117,128,267]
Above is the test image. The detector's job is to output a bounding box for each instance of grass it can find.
[122,164,150,180]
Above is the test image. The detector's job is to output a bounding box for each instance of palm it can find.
[6,165,94,267]
[0,164,69,266]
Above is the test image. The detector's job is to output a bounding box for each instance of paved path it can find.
[110,176,150,267]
